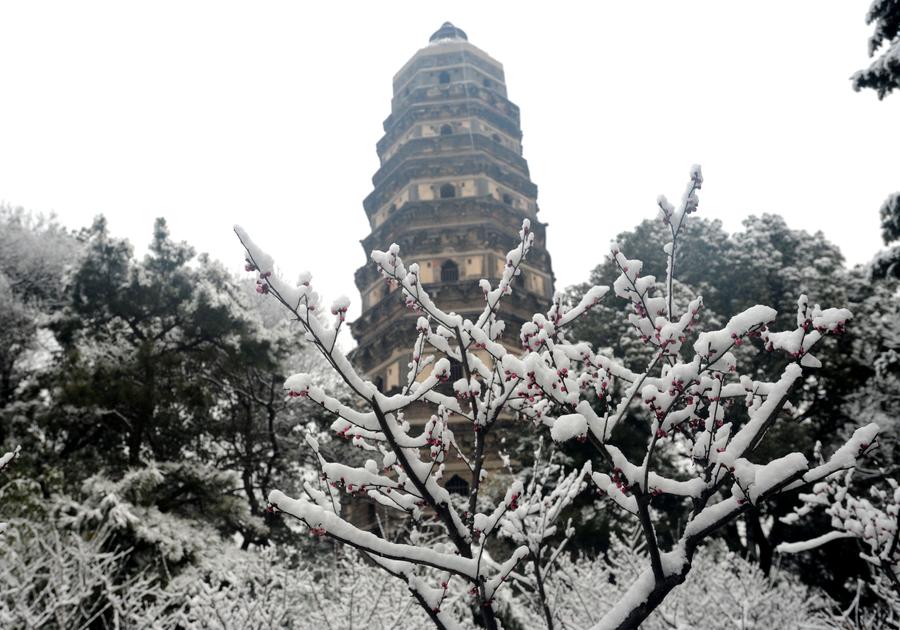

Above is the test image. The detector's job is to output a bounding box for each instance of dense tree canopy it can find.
[0,212,336,555]
[853,0,900,98]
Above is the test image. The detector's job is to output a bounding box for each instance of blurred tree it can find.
[0,206,80,411]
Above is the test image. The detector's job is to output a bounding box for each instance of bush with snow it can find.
[170,545,447,630]
[0,518,445,630]
[510,535,846,630]
[0,521,176,628]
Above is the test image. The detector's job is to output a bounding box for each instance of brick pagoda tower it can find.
[352,23,555,424]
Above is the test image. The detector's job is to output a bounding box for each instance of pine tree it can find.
[852,0,900,99]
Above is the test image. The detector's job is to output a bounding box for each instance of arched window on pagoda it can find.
[445,474,469,496]
[438,70,451,84]
[440,183,456,199]
[440,124,453,136]
[441,260,459,282]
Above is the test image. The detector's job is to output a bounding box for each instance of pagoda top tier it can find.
[429,22,468,44]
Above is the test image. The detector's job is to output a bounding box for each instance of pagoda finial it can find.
[429,22,468,43]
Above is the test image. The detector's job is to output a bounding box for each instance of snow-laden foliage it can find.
[236,166,878,629]
[0,206,79,409]
[872,193,900,279]
[0,521,177,628]
[15,215,336,549]
[880,192,900,245]
[0,519,445,630]
[52,462,260,570]
[837,271,900,469]
[168,546,446,629]
[511,535,846,630]
[778,468,900,625]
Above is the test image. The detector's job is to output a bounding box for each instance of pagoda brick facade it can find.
[352,23,555,410]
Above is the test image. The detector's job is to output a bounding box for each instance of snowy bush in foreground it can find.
[509,535,843,630]
[0,521,176,629]
[169,546,445,629]
[236,166,879,629]
[0,519,433,630]
[495,439,590,629]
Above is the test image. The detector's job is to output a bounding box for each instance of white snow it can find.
[550,413,588,443]
[776,531,855,554]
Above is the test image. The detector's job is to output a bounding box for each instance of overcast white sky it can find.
[2,2,898,328]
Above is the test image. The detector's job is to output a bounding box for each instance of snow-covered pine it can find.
[235,166,878,630]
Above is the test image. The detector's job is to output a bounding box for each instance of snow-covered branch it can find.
[235,220,571,630]
[235,165,877,629]
[778,465,899,602]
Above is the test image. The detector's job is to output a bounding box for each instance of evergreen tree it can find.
[28,217,324,547]
[853,0,900,98]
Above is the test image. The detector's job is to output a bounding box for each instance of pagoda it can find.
[352,23,556,456]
